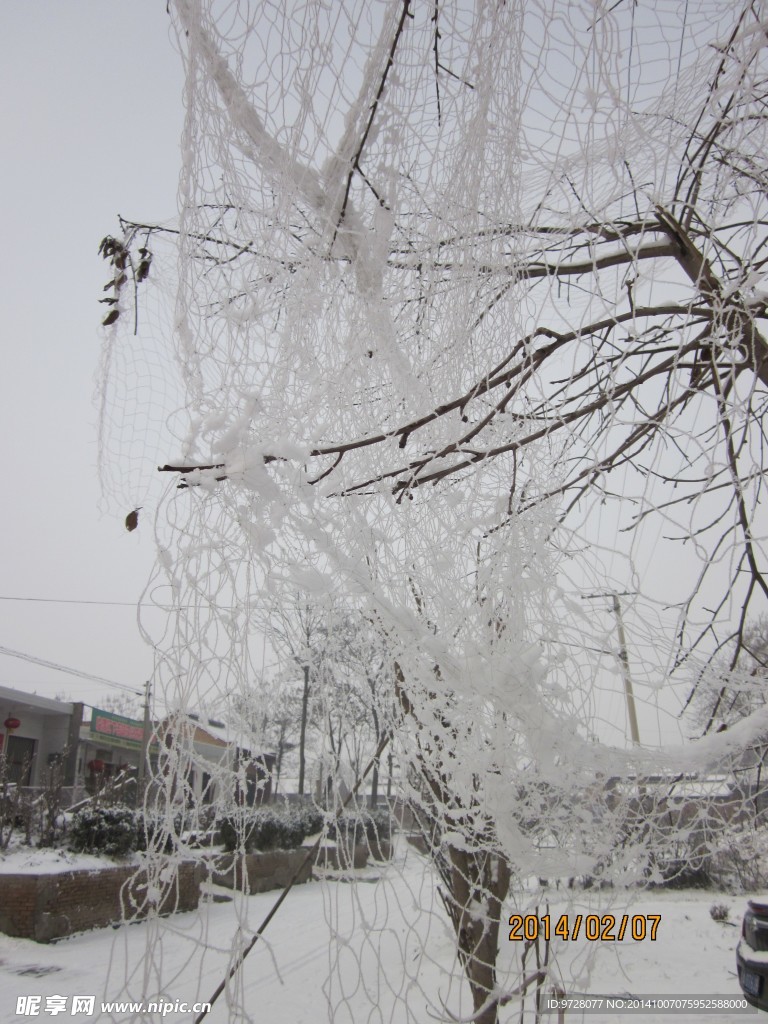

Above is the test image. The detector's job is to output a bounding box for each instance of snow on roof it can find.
[609,773,738,799]
[0,684,74,717]
[176,712,274,757]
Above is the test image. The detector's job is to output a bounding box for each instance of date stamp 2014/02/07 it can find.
[508,913,661,942]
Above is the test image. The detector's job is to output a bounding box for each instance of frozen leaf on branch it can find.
[124,508,141,532]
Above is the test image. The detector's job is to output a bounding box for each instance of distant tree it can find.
[269,599,391,802]
[227,675,297,796]
[332,618,393,808]
[310,613,393,806]
[689,616,768,733]
[99,692,142,720]
[269,599,336,798]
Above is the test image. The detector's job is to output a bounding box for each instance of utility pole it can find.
[584,591,641,746]
[611,593,641,747]
[137,679,152,802]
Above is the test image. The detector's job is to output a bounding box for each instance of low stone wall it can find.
[212,849,314,893]
[313,841,395,870]
[404,831,431,856]
[214,835,397,892]
[367,838,393,864]
[315,842,367,871]
[0,860,204,943]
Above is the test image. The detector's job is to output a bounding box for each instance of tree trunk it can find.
[394,667,513,1024]
[369,703,381,808]
[369,759,379,809]
[298,664,310,796]
[443,846,512,1024]
[273,722,287,797]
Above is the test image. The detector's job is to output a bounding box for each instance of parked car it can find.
[737,898,768,1009]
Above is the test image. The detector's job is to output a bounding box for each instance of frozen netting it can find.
[98,1,768,1021]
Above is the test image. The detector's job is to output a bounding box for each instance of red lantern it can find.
[3,716,21,732]
[88,758,105,773]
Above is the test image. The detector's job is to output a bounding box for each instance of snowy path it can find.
[0,852,753,1023]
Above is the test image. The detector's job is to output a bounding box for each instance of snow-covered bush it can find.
[291,806,324,839]
[70,806,138,857]
[134,811,182,854]
[329,809,393,847]
[708,825,768,892]
[219,807,308,853]
[648,848,713,890]
[710,903,729,922]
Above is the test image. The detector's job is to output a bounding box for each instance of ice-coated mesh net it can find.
[95,1,768,1020]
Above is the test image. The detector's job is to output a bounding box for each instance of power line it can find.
[0,595,146,607]
[0,595,189,609]
[0,644,142,696]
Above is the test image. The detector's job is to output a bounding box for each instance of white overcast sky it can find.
[0,2,719,747]
[0,3,184,711]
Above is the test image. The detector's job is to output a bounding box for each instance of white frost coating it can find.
[175,0,381,294]
[738,939,768,965]
[97,0,768,1021]
[177,1,326,214]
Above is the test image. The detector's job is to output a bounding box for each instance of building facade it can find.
[0,686,275,809]
[0,685,82,789]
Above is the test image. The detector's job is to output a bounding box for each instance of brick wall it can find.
[0,861,204,943]
[212,839,394,892]
[213,849,314,893]
[315,843,371,870]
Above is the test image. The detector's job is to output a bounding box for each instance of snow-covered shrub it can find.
[70,806,138,857]
[644,820,714,889]
[135,811,182,854]
[220,806,393,854]
[0,784,33,851]
[708,826,768,892]
[219,807,309,853]
[365,808,393,843]
[710,903,729,922]
[248,810,285,851]
[291,806,324,838]
[282,810,309,849]
[649,851,713,890]
[36,753,69,848]
[329,809,393,848]
[217,816,241,852]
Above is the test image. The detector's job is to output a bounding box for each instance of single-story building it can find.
[157,713,275,808]
[0,686,275,809]
[77,706,154,797]
[0,685,82,789]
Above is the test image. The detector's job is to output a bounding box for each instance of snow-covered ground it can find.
[0,846,138,876]
[0,842,753,1023]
